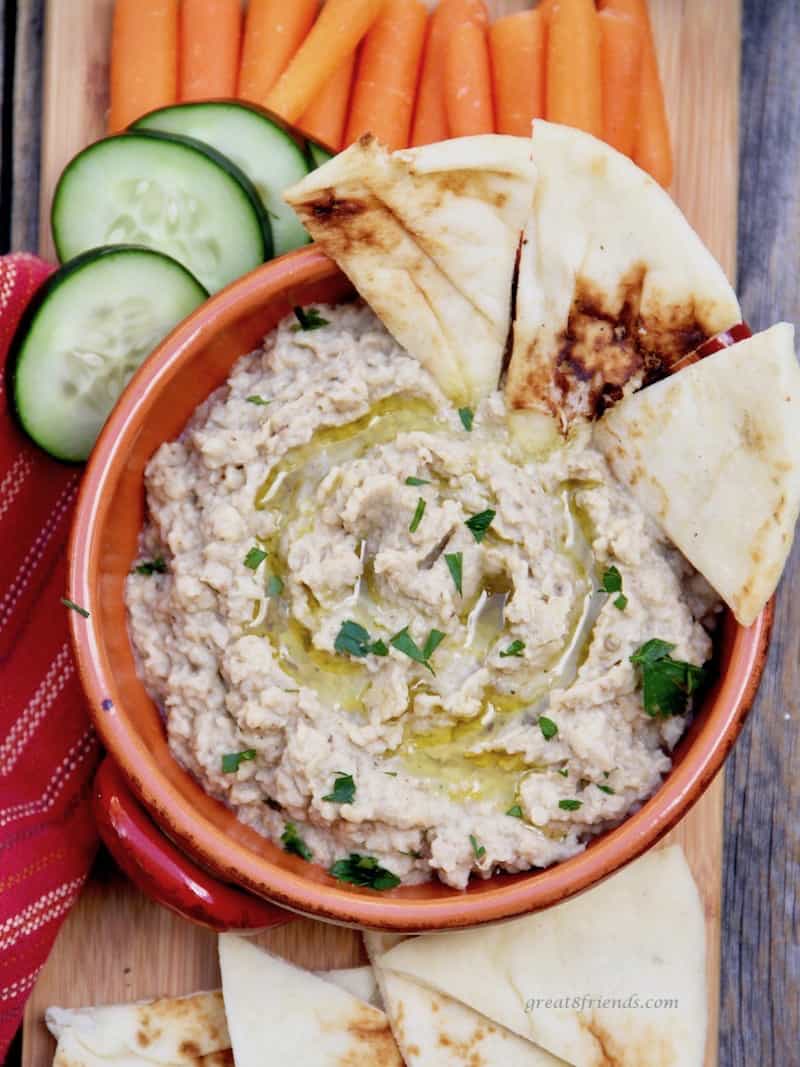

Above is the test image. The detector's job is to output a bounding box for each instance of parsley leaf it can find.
[244,546,267,570]
[334,620,387,659]
[61,597,89,618]
[458,406,474,431]
[221,749,256,774]
[538,716,558,740]
[557,766,569,777]
[329,853,400,890]
[500,639,525,658]
[134,557,167,576]
[614,594,628,611]
[246,395,269,406]
[597,783,616,795]
[409,497,426,532]
[371,639,389,656]
[405,476,430,486]
[281,822,313,861]
[601,565,623,593]
[506,804,524,819]
[322,773,356,804]
[558,798,582,811]
[630,639,708,717]
[465,508,496,543]
[291,305,329,331]
[445,551,463,595]
[469,834,486,859]
[391,627,445,672]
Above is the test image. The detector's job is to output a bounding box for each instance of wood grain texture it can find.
[9,3,758,1067]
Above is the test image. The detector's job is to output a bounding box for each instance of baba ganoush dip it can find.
[126,303,719,890]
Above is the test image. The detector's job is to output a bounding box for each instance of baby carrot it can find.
[298,52,357,152]
[238,0,318,106]
[546,0,602,138]
[598,9,643,157]
[410,0,489,147]
[344,0,428,150]
[444,18,494,137]
[490,9,546,137]
[599,0,672,186]
[266,0,387,124]
[179,0,242,102]
[108,0,178,133]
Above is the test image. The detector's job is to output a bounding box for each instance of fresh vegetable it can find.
[410,0,488,146]
[221,749,257,773]
[458,406,474,431]
[599,0,673,186]
[134,101,309,255]
[291,306,330,330]
[322,773,356,805]
[409,497,426,532]
[281,822,313,860]
[546,0,603,138]
[244,546,267,569]
[390,627,444,672]
[344,0,428,150]
[238,0,318,107]
[444,18,494,136]
[135,557,167,575]
[465,508,495,542]
[298,53,357,153]
[179,0,242,102]
[506,804,523,818]
[52,131,271,292]
[469,834,486,860]
[490,9,546,137]
[630,639,708,717]
[265,0,387,124]
[334,620,388,659]
[444,551,463,595]
[108,0,179,133]
[539,716,558,740]
[10,246,207,462]
[330,853,400,890]
[499,639,525,658]
[61,597,90,618]
[598,9,643,157]
[306,141,335,169]
[559,798,582,811]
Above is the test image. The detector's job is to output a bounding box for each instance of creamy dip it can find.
[126,303,718,889]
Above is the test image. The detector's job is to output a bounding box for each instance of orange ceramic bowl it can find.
[68,247,771,931]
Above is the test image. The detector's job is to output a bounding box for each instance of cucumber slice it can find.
[307,141,335,170]
[11,247,207,462]
[52,131,270,293]
[134,102,310,256]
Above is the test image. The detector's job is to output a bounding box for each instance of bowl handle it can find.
[93,756,293,932]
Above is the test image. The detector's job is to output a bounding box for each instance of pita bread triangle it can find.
[365,932,568,1067]
[314,965,381,1006]
[376,846,706,1067]
[506,120,742,429]
[284,133,536,404]
[594,322,800,626]
[218,933,402,1067]
[46,992,230,1066]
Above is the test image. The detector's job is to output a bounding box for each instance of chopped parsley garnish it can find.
[244,546,267,570]
[390,626,444,673]
[557,767,569,777]
[458,406,474,431]
[267,574,284,597]
[465,508,496,543]
[246,395,269,406]
[329,853,400,890]
[506,804,524,819]
[469,834,486,859]
[134,557,167,576]
[558,798,582,812]
[601,565,623,593]
[597,783,616,795]
[500,639,525,658]
[61,597,89,618]
[281,822,313,861]
[322,773,356,805]
[409,497,426,532]
[445,551,463,595]
[291,305,329,331]
[538,716,558,740]
[334,620,388,658]
[221,749,256,774]
[614,594,628,611]
[405,476,430,486]
[630,639,708,717]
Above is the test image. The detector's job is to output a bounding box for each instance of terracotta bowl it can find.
[68,247,771,931]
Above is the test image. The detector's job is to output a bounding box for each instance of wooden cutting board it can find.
[23,2,741,1064]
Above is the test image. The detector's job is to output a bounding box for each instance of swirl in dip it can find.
[126,303,717,889]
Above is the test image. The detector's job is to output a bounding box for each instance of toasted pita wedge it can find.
[46,992,230,1066]
[507,121,741,428]
[314,965,381,1007]
[284,134,536,404]
[218,933,401,1067]
[365,932,567,1067]
[377,846,706,1067]
[595,322,800,625]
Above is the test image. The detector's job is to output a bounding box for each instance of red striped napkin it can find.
[0,253,100,1061]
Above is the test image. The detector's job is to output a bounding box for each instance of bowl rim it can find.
[68,247,773,930]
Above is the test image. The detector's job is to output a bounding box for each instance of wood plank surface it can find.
[21,3,741,1066]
